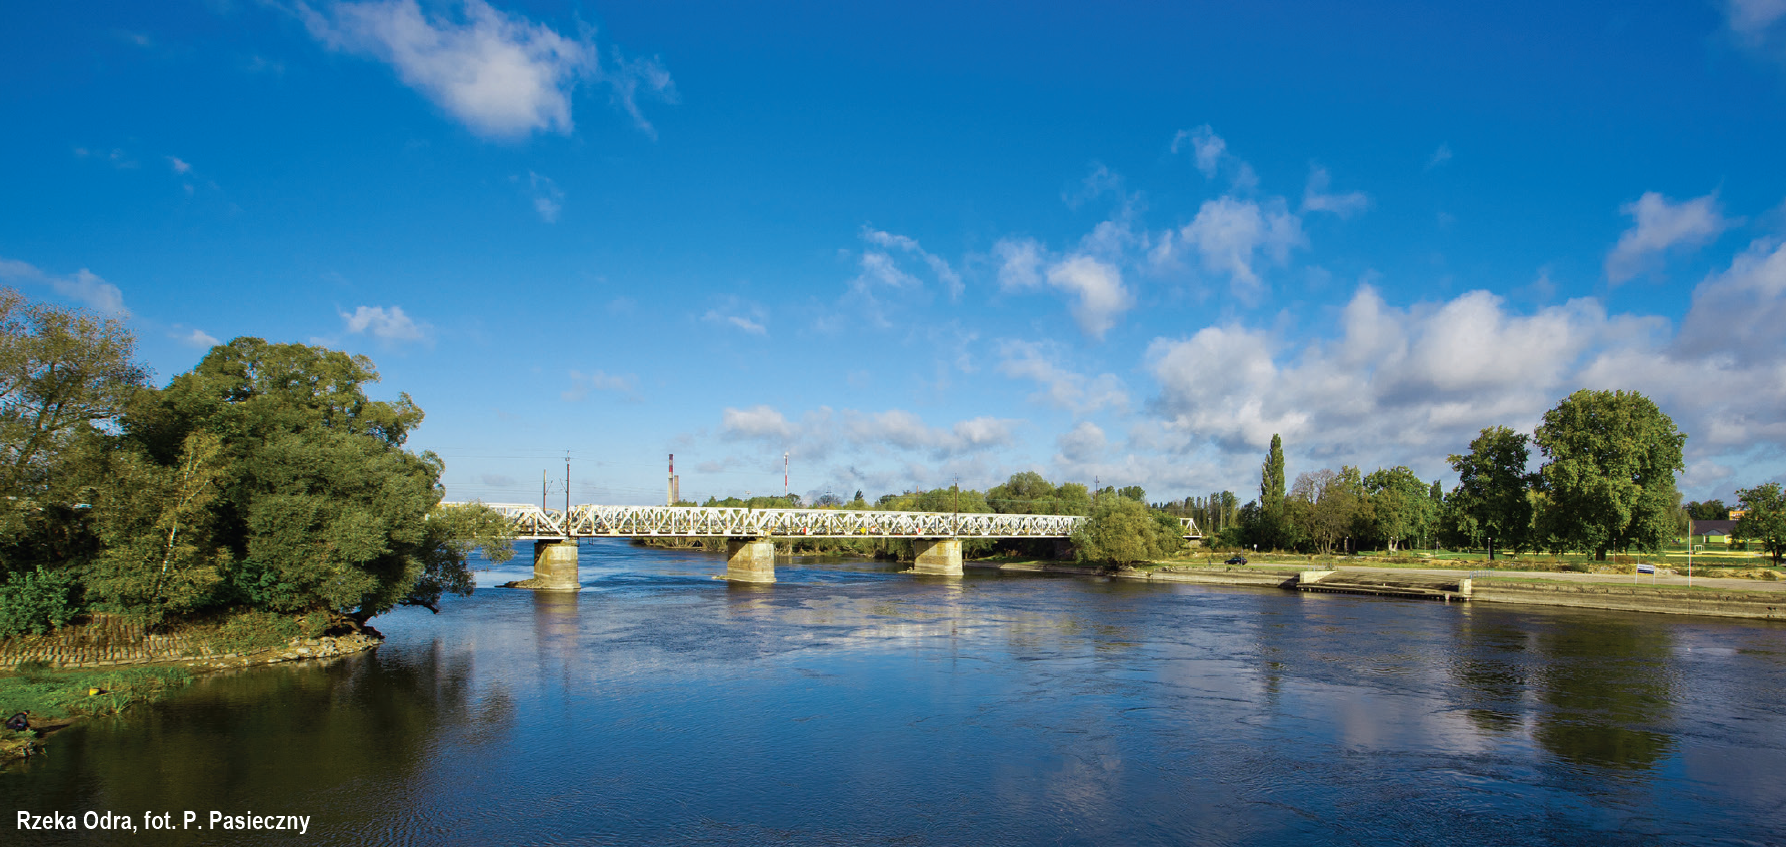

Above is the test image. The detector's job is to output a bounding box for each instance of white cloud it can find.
[856,228,963,299]
[721,405,795,441]
[0,258,130,316]
[1171,125,1226,178]
[1604,191,1735,283]
[561,369,636,401]
[1176,195,1306,296]
[1142,247,1786,495]
[1056,421,1107,464]
[993,238,1044,290]
[294,0,673,139]
[720,404,1019,461]
[1673,235,1786,367]
[176,328,220,347]
[527,170,563,222]
[1045,256,1133,341]
[1301,166,1369,218]
[1146,285,1652,466]
[996,340,1129,414]
[167,156,192,174]
[604,46,679,139]
[340,304,426,341]
[702,297,768,335]
[995,240,1133,340]
[1725,0,1786,37]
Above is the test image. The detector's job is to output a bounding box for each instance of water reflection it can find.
[4,541,1784,846]
[1532,616,1676,772]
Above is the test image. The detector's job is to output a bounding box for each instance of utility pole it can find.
[783,451,789,497]
[953,474,960,536]
[564,452,571,527]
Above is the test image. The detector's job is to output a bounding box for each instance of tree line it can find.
[1217,389,1784,564]
[0,289,512,638]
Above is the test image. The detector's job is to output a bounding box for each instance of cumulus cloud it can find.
[996,340,1129,414]
[1143,241,1786,495]
[340,304,426,341]
[0,258,130,316]
[1145,285,1660,468]
[167,156,192,174]
[1045,256,1133,340]
[1173,195,1306,297]
[1604,191,1735,283]
[1672,235,1786,367]
[1301,166,1370,218]
[995,240,1134,340]
[294,0,673,139]
[720,404,1020,461]
[561,368,636,401]
[1056,421,1107,464]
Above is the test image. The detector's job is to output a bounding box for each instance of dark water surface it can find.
[6,540,1786,845]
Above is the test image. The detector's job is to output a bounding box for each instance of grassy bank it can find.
[0,663,192,759]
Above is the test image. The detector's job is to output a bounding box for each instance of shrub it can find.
[206,610,304,654]
[0,567,83,638]
[1074,497,1184,566]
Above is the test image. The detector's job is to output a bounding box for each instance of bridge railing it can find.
[445,503,1200,540]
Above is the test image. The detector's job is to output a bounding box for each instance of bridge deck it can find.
[446,503,1200,541]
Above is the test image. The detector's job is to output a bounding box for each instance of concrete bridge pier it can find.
[725,538,777,583]
[912,537,963,577]
[513,539,580,591]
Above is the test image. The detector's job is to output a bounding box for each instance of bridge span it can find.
[449,502,1200,587]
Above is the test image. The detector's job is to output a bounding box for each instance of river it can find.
[5,539,1786,845]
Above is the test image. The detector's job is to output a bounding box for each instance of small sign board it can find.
[1636,563,1656,574]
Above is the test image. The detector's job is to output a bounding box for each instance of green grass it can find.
[0,661,192,724]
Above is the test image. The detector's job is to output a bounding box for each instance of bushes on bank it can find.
[0,567,83,638]
[1073,495,1187,566]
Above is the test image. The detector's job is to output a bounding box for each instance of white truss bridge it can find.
[448,503,1201,541]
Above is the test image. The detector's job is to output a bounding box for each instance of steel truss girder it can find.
[450,503,1200,541]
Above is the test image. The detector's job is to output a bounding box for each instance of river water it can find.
[5,540,1786,845]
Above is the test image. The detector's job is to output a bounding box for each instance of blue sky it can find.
[5,0,1786,507]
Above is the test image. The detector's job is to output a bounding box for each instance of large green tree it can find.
[119,338,511,621]
[1073,494,1184,565]
[1364,466,1435,552]
[1732,483,1786,565]
[0,289,149,496]
[1533,389,1685,560]
[987,471,1091,516]
[1255,434,1287,549]
[1448,425,1535,557]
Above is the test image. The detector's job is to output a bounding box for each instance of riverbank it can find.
[0,614,384,763]
[966,560,1786,620]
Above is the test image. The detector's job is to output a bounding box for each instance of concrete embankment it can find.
[967,561,1786,620]
[1470,580,1786,620]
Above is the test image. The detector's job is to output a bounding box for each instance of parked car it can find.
[1225,555,1248,565]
